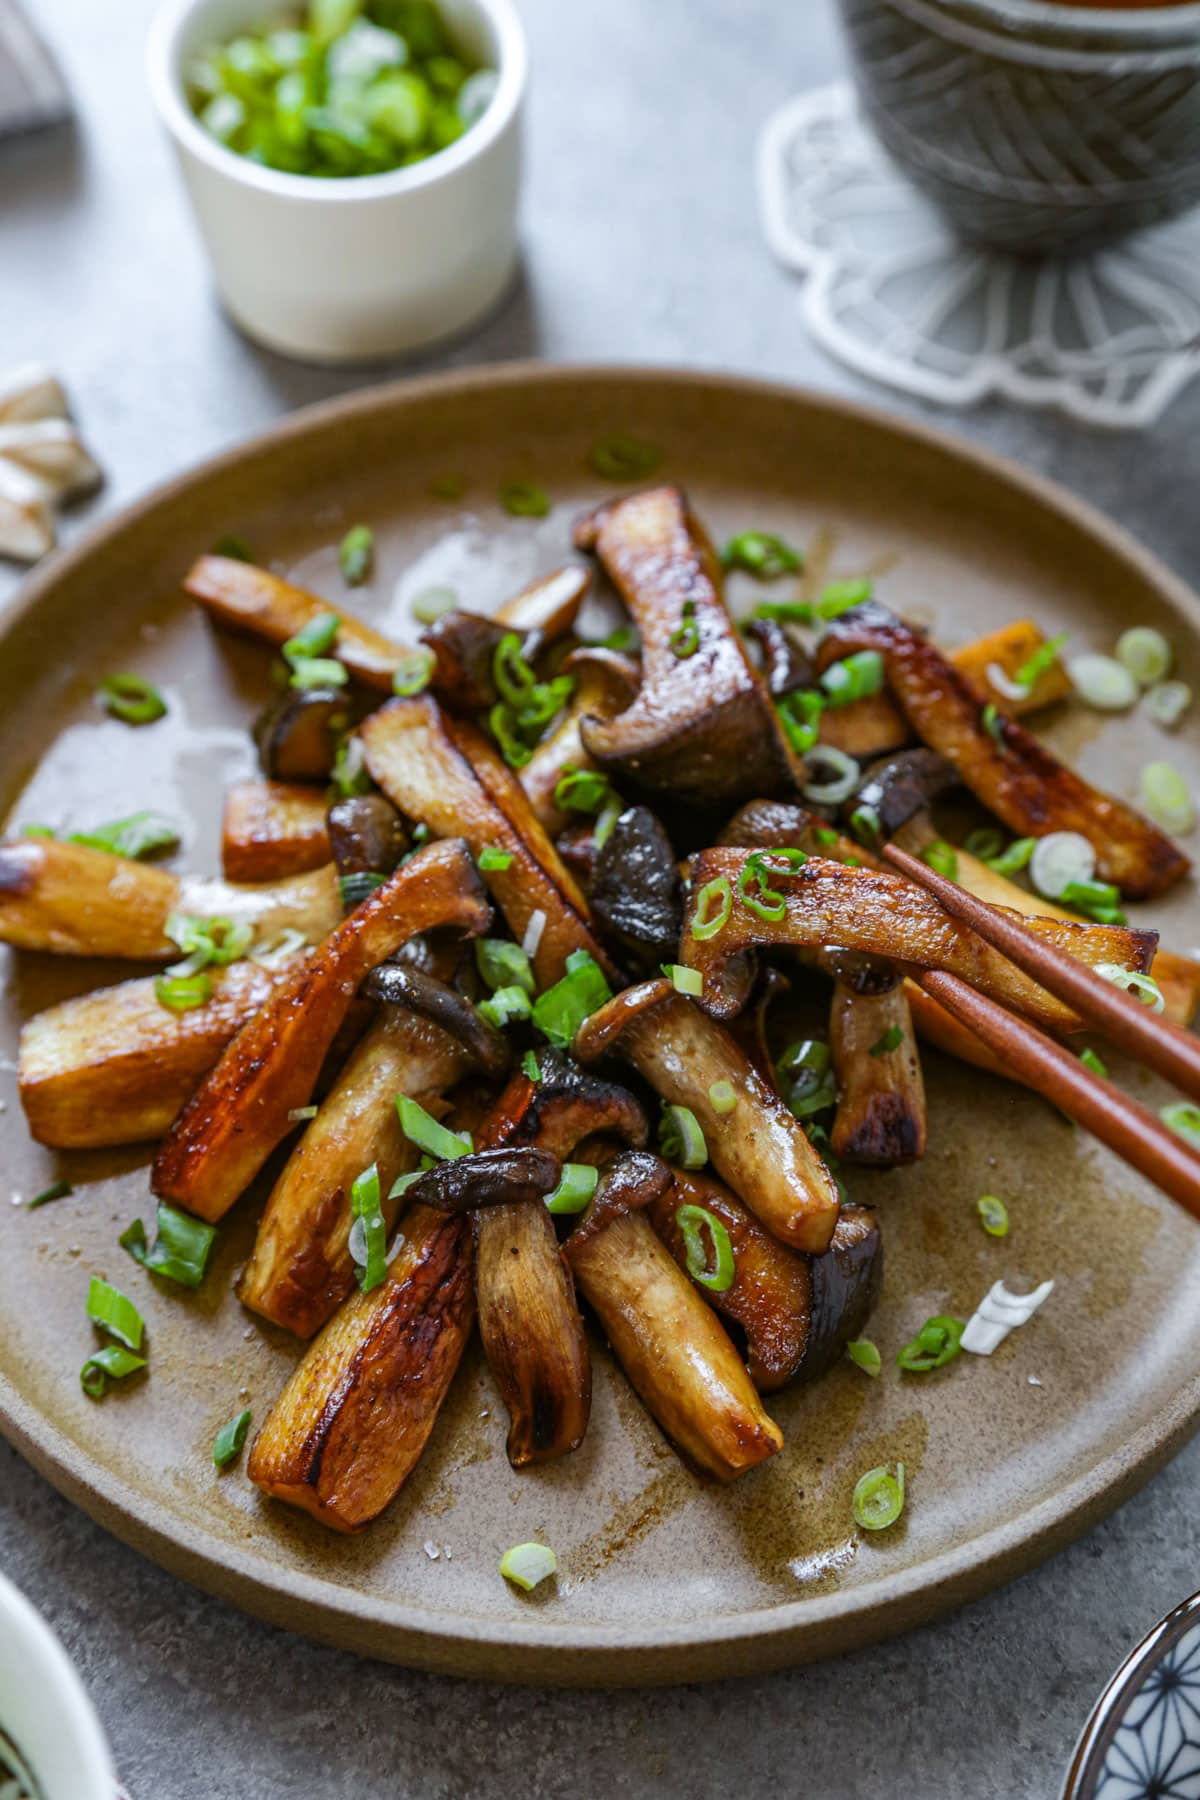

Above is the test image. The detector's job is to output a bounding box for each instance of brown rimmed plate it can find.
[1,364,1198,1686]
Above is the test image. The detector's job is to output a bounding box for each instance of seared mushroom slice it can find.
[359,693,614,987]
[474,1050,648,1468]
[326,793,408,887]
[574,486,796,804]
[564,1153,784,1481]
[248,1203,474,1532]
[255,684,350,783]
[493,563,592,639]
[152,840,491,1222]
[576,980,841,1254]
[398,1147,561,1214]
[829,977,925,1165]
[589,805,683,980]
[221,780,331,881]
[364,961,510,1078]
[422,609,530,715]
[720,797,862,867]
[518,647,640,835]
[184,555,410,689]
[848,747,960,840]
[741,617,812,698]
[238,1005,481,1336]
[815,599,1189,899]
[649,1169,882,1391]
[680,848,1157,1032]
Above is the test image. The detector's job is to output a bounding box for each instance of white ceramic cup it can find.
[146,0,526,363]
[0,1571,116,1800]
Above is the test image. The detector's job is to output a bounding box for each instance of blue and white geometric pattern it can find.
[1065,1598,1200,1799]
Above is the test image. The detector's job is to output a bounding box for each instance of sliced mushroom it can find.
[397,1147,561,1214]
[493,563,592,638]
[589,805,682,980]
[720,797,862,867]
[365,961,510,1077]
[575,980,841,1254]
[326,793,408,880]
[565,1153,784,1481]
[815,599,1189,899]
[221,780,331,881]
[152,840,491,1222]
[518,647,640,835]
[254,684,347,782]
[248,1204,474,1531]
[649,1169,882,1392]
[422,609,527,715]
[829,979,926,1165]
[574,486,796,804]
[741,617,813,698]
[847,747,960,840]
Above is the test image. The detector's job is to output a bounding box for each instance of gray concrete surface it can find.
[3,1,1199,1795]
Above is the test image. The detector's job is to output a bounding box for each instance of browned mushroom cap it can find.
[845,747,959,838]
[741,617,813,698]
[648,1169,883,1392]
[720,798,864,867]
[574,486,797,804]
[486,1046,649,1158]
[364,961,510,1077]
[398,1146,561,1214]
[254,684,347,781]
[564,1147,672,1250]
[422,610,530,715]
[589,805,682,980]
[326,793,408,879]
[519,647,640,835]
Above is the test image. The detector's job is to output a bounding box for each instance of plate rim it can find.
[4,359,1200,1683]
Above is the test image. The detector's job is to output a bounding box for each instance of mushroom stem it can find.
[829,979,926,1166]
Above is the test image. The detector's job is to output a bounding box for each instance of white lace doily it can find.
[758,83,1200,430]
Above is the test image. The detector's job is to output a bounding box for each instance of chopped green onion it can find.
[589,435,661,481]
[475,937,534,994]
[349,1162,387,1293]
[397,1096,471,1161]
[211,533,253,562]
[675,1202,734,1289]
[489,701,533,768]
[986,836,1036,876]
[120,1203,217,1288]
[814,826,840,847]
[751,599,813,625]
[478,845,514,872]
[816,578,872,620]
[411,585,457,624]
[801,745,860,807]
[522,1049,541,1082]
[80,1344,146,1400]
[594,794,622,851]
[500,481,550,519]
[691,875,732,942]
[429,473,465,501]
[213,1408,252,1469]
[1116,626,1171,687]
[1160,1101,1200,1152]
[493,633,536,706]
[283,610,340,663]
[532,950,613,1049]
[1147,680,1192,729]
[964,827,1005,860]
[845,1339,881,1377]
[1095,963,1164,1013]
[477,984,532,1029]
[393,646,436,696]
[852,1463,905,1531]
[1069,653,1138,712]
[721,531,803,581]
[777,1037,834,1123]
[1060,877,1120,908]
[869,1025,904,1057]
[1013,631,1068,690]
[737,848,805,923]
[1080,1048,1108,1078]
[669,604,700,659]
[545,1162,599,1216]
[339,524,374,586]
[289,655,348,690]
[664,963,702,997]
[977,1194,1009,1237]
[339,869,386,908]
[659,1105,708,1170]
[1030,831,1096,900]
[1139,761,1195,835]
[554,767,611,814]
[849,804,882,849]
[331,733,371,798]
[20,822,55,837]
[68,812,180,860]
[154,971,212,1012]
[896,1315,964,1372]
[27,1178,73,1209]
[288,1105,319,1123]
[166,912,252,969]
[86,1276,144,1352]
[920,840,958,880]
[500,1541,557,1590]
[775,688,824,755]
[981,702,1005,745]
[708,1079,737,1115]
[820,650,884,709]
[96,673,167,726]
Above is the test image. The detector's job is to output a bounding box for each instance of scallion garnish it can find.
[546,1162,599,1215]
[852,1463,905,1531]
[522,1049,541,1082]
[1014,631,1068,691]
[816,577,872,620]
[1139,760,1195,835]
[1147,679,1192,728]
[493,633,536,707]
[478,984,533,1029]
[691,875,732,942]
[288,1105,319,1123]
[845,1339,881,1377]
[985,835,1036,875]
[775,688,824,755]
[67,811,180,860]
[96,673,167,726]
[392,646,436,697]
[500,1541,557,1590]
[154,971,212,1012]
[86,1276,145,1352]
[289,655,348,691]
[1116,626,1171,687]
[489,701,533,768]
[708,1079,737,1115]
[663,963,703,997]
[964,827,1005,861]
[120,1202,217,1288]
[27,1179,72,1209]
[210,533,253,562]
[1068,653,1138,712]
[870,1025,904,1057]
[849,803,882,848]
[659,1105,708,1171]
[675,1202,734,1289]
[339,869,387,908]
[1080,1048,1108,1078]
[553,767,611,815]
[814,826,840,847]
[80,1344,146,1400]
[499,481,550,519]
[348,1162,387,1293]
[778,1039,836,1120]
[750,599,813,625]
[396,1096,472,1161]
[589,435,662,481]
[213,1408,252,1470]
[1160,1101,1200,1152]
[339,524,374,586]
[820,650,884,709]
[411,585,458,624]
[165,911,252,969]
[475,937,535,995]
[477,845,514,872]
[282,610,340,664]
[429,473,465,502]
[594,794,622,851]
[737,848,805,923]
[668,600,700,659]
[981,702,1005,745]
[977,1194,1010,1237]
[921,840,958,880]
[531,950,613,1050]
[1095,963,1165,1013]
[331,732,371,798]
[721,530,803,581]
[896,1315,964,1373]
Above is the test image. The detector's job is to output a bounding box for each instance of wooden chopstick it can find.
[884,842,1200,1105]
[915,970,1200,1220]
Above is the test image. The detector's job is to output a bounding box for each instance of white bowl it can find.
[146,0,526,363]
[0,1570,116,1800]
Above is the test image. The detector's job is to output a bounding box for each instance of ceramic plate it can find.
[1,365,1199,1685]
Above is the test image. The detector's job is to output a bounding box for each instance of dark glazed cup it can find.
[835,0,1200,251]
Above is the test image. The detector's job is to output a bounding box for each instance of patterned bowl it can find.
[1062,1591,1200,1799]
[835,0,1200,252]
